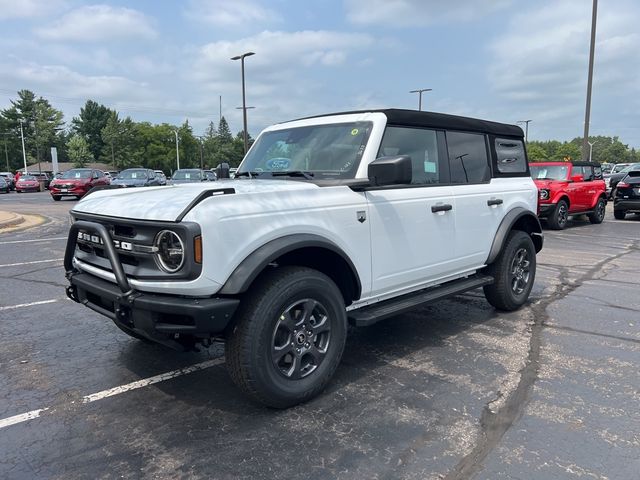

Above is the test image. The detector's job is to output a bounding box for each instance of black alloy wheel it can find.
[588,198,606,224]
[548,199,569,230]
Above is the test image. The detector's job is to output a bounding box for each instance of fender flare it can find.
[219,234,362,298]
[486,207,543,264]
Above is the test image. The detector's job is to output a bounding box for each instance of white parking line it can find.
[0,258,64,268]
[0,357,225,430]
[0,237,66,245]
[0,299,59,311]
[0,409,49,429]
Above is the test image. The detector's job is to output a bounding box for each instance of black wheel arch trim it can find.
[486,207,543,265]
[219,234,362,300]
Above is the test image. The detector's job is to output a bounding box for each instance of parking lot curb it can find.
[0,211,25,228]
[0,211,46,233]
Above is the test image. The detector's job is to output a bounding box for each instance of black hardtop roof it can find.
[292,108,524,137]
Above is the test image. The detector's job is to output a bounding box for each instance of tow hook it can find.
[66,285,79,303]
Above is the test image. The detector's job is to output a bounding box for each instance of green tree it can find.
[101,111,121,169]
[217,116,232,142]
[527,144,548,162]
[552,142,582,162]
[67,134,93,167]
[72,100,113,161]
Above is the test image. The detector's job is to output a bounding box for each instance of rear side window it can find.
[495,138,527,174]
[446,131,489,183]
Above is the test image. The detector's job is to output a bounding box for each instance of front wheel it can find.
[225,266,347,408]
[484,230,536,311]
[588,198,606,224]
[614,209,626,220]
[547,199,569,230]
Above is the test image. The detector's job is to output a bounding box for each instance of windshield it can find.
[118,170,148,179]
[237,121,373,179]
[21,175,36,180]
[173,170,202,180]
[62,169,91,179]
[530,165,569,181]
[620,163,640,173]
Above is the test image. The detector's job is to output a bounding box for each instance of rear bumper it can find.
[613,198,640,211]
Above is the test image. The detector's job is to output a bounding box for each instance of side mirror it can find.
[368,155,412,186]
[570,174,584,182]
[215,162,231,179]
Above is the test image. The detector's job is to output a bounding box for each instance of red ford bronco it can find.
[530,161,607,229]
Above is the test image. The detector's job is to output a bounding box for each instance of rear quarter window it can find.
[494,138,527,174]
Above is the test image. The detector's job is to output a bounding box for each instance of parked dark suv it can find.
[613,170,640,220]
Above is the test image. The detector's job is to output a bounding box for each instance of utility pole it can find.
[582,0,598,161]
[173,130,180,171]
[231,52,255,154]
[219,95,222,125]
[1,133,9,171]
[410,88,432,111]
[517,120,533,142]
[19,120,28,174]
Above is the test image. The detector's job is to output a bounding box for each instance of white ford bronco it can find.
[64,109,543,407]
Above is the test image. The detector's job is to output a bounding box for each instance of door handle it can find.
[431,203,453,213]
[487,198,503,206]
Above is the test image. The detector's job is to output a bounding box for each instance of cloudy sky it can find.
[1,0,639,146]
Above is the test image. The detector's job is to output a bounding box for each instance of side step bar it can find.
[348,274,494,327]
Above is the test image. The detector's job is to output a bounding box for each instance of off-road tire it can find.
[225,266,347,408]
[614,209,626,220]
[483,230,536,311]
[547,199,569,230]
[588,198,606,224]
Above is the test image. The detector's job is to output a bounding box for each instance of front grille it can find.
[71,213,201,281]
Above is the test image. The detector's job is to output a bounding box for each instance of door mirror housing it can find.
[215,162,231,179]
[368,156,412,186]
[570,174,584,182]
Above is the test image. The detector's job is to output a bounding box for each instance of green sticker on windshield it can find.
[351,128,359,136]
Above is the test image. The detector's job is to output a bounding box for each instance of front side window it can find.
[238,122,372,179]
[495,138,527,174]
[447,131,490,183]
[378,126,442,185]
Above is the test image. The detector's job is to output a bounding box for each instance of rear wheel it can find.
[226,266,347,408]
[588,198,606,224]
[614,209,626,220]
[547,199,569,230]
[484,230,536,311]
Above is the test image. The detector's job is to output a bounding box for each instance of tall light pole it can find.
[410,88,432,111]
[19,119,28,174]
[582,0,598,161]
[517,120,533,142]
[1,133,10,171]
[173,130,180,171]
[231,51,255,154]
[588,141,594,162]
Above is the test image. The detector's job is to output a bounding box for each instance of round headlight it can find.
[154,230,185,273]
[539,189,550,200]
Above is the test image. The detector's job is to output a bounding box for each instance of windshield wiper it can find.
[234,171,264,178]
[271,171,315,180]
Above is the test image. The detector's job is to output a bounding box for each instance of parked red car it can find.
[530,161,607,229]
[15,174,41,193]
[49,168,110,201]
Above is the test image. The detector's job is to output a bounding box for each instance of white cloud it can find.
[0,0,67,19]
[345,0,512,27]
[184,0,281,27]
[36,5,156,42]
[487,0,640,140]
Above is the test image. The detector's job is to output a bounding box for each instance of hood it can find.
[72,179,321,221]
[53,178,89,185]
[532,178,565,188]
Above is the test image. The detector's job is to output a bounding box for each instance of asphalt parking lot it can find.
[1,191,639,480]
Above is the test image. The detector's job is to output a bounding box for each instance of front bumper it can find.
[51,186,89,197]
[538,203,555,217]
[65,220,239,346]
